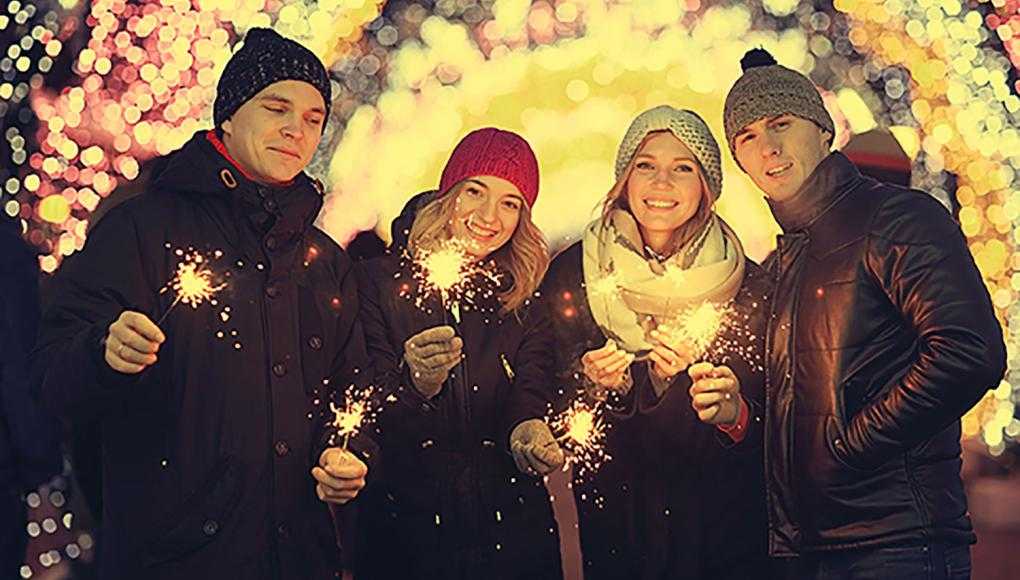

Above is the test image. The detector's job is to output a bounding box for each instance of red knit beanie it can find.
[439,128,540,208]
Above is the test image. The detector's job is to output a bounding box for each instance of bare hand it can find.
[647,329,695,382]
[688,362,741,425]
[104,311,165,374]
[312,448,368,505]
[404,326,463,398]
[581,339,635,393]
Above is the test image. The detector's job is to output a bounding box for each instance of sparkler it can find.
[330,386,378,451]
[406,239,501,323]
[549,399,611,480]
[658,301,735,361]
[157,250,226,326]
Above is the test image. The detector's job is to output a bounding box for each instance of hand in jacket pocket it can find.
[403,325,463,398]
[312,448,368,505]
[104,310,165,373]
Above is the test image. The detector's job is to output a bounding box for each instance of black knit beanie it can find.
[213,28,331,131]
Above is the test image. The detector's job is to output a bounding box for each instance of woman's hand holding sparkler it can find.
[103,311,166,374]
[581,339,635,394]
[688,362,742,425]
[647,329,696,382]
[509,419,565,477]
[312,447,368,505]
[404,326,464,398]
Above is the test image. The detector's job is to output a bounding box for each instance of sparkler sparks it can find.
[330,386,378,451]
[404,239,501,320]
[549,399,611,481]
[157,250,226,325]
[656,301,735,361]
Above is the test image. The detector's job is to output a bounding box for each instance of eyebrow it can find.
[465,178,489,190]
[259,94,326,116]
[634,152,697,162]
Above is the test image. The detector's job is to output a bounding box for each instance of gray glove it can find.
[403,325,463,398]
[510,419,565,476]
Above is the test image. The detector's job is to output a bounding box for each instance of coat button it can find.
[263,199,278,212]
[419,402,431,412]
[277,524,288,538]
[265,235,278,251]
[273,363,287,377]
[265,285,280,299]
[274,440,290,457]
[203,519,219,536]
[308,336,323,350]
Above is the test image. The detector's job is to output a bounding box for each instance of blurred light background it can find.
[2,0,1018,578]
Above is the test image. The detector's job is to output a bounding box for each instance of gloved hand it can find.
[509,419,565,476]
[403,325,463,398]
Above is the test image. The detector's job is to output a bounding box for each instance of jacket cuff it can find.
[715,397,750,445]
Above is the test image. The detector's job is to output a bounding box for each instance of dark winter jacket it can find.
[762,152,1006,556]
[1,219,61,495]
[33,131,368,580]
[541,241,770,580]
[352,216,562,579]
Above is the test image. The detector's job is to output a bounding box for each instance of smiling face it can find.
[624,131,706,253]
[446,175,525,259]
[220,79,326,185]
[732,113,832,202]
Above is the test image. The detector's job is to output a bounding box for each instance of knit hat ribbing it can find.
[214,28,332,130]
[723,48,834,156]
[615,105,723,199]
[439,128,540,208]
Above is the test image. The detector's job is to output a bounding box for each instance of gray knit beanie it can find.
[214,28,332,131]
[615,105,723,199]
[723,48,834,156]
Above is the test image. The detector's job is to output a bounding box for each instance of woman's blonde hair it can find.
[601,131,715,256]
[407,181,549,314]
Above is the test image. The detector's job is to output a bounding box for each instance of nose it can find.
[280,112,304,142]
[477,197,499,223]
[760,131,781,158]
[651,166,672,186]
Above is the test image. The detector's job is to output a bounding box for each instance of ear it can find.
[820,129,834,150]
[221,119,233,139]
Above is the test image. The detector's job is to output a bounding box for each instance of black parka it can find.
[540,241,771,580]
[761,152,1007,556]
[33,131,367,579]
[352,206,562,580]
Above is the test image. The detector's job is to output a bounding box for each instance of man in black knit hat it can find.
[35,28,371,579]
[724,48,1004,579]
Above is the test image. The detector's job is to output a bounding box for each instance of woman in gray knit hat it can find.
[527,105,772,579]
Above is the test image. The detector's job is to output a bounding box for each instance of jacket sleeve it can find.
[0,242,62,490]
[502,297,561,443]
[843,192,1006,466]
[32,203,160,425]
[354,260,440,428]
[315,256,380,473]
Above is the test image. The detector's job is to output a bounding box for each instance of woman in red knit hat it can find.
[352,128,564,580]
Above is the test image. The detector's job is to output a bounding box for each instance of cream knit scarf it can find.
[581,209,745,354]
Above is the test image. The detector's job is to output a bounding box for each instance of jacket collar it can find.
[766,151,863,233]
[151,131,324,239]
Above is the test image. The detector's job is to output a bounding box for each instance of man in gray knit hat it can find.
[724,48,1003,579]
[35,28,371,579]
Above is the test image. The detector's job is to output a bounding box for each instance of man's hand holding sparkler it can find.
[581,339,635,395]
[688,362,742,426]
[509,419,565,476]
[312,447,368,505]
[404,326,463,398]
[104,311,166,374]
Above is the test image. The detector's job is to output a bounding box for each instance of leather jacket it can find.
[762,152,1006,556]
